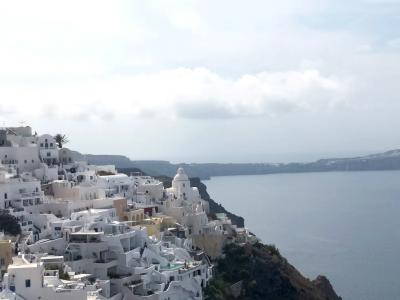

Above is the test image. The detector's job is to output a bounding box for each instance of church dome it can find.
[173,167,189,181]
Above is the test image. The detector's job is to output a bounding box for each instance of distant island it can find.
[86,149,400,179]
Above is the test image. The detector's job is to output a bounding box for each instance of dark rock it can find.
[205,243,342,300]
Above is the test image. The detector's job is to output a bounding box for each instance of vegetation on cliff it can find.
[205,243,341,300]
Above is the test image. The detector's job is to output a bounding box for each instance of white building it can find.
[0,166,45,232]
[38,134,59,166]
[1,255,115,300]
[0,128,41,173]
[161,168,211,236]
[25,208,211,300]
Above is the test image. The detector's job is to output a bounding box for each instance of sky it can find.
[0,0,399,163]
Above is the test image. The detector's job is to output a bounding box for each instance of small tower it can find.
[172,168,190,200]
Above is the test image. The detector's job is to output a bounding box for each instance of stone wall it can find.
[192,234,226,259]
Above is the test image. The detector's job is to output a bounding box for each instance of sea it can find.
[204,171,400,300]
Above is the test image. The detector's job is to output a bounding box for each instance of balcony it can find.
[108,272,132,279]
[20,192,42,198]
[125,279,143,287]
[21,221,33,227]
[95,258,113,264]
[69,232,103,243]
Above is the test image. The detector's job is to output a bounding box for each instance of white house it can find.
[1,257,115,300]
[161,168,211,236]
[0,129,41,173]
[38,134,59,166]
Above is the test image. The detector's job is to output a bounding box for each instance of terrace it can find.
[69,232,103,243]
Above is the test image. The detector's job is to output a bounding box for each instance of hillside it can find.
[87,149,400,179]
[206,243,341,300]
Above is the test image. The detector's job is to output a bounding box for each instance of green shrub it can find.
[0,212,21,235]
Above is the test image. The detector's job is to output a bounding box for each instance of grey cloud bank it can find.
[0,0,399,161]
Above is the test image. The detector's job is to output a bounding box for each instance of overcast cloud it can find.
[0,0,399,162]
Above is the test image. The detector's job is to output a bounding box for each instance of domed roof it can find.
[173,167,189,181]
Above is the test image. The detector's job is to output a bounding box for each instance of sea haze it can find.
[205,171,400,300]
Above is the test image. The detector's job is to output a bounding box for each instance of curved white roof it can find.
[99,173,128,180]
[173,167,189,181]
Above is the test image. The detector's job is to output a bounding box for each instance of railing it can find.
[20,231,34,252]
[21,221,33,227]
[20,192,42,198]
[95,258,113,264]
[125,279,143,287]
[108,272,132,279]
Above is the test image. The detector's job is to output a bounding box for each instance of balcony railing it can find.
[20,192,42,198]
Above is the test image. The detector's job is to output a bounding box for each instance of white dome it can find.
[173,167,189,181]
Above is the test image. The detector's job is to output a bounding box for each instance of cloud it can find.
[0,0,395,124]
[0,68,350,122]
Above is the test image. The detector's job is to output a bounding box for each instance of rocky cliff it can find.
[205,242,341,300]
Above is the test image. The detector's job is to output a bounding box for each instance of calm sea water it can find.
[204,171,400,300]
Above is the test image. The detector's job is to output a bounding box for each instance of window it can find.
[40,143,43,147]
[24,160,27,164]
[50,143,53,147]
[0,258,5,265]
[47,152,51,157]
[4,154,7,158]
[25,279,31,288]
[4,193,7,199]
[31,160,34,163]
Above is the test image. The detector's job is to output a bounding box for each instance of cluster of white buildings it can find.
[0,126,255,300]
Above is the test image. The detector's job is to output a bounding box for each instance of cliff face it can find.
[206,243,342,300]
[190,177,245,228]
